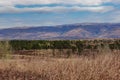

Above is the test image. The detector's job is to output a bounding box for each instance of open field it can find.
[0,40,120,80]
[0,52,120,80]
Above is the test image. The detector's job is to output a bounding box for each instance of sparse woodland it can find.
[9,39,120,57]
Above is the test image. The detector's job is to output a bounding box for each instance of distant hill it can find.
[0,23,120,40]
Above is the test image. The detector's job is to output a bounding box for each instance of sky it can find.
[0,0,120,29]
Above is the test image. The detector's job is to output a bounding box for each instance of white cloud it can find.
[0,0,115,6]
[0,6,114,13]
[0,0,117,13]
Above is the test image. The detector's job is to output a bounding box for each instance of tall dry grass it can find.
[0,41,119,80]
[0,52,120,80]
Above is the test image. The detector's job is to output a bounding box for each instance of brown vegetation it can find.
[0,52,120,80]
[0,40,119,80]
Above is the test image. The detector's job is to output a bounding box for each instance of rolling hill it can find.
[0,23,120,40]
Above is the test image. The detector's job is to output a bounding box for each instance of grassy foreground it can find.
[0,53,120,80]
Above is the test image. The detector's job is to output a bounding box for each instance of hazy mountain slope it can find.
[99,28,120,38]
[0,23,120,40]
[63,28,93,38]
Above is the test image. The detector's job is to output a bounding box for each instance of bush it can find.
[0,41,12,59]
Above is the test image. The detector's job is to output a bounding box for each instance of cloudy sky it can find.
[0,0,120,28]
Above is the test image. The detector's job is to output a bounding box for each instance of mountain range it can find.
[0,23,120,40]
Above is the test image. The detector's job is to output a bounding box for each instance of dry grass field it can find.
[0,52,120,80]
[0,40,120,80]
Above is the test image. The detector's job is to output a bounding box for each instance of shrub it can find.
[0,41,12,59]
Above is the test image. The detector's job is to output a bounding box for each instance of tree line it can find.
[9,39,120,51]
[0,39,119,58]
